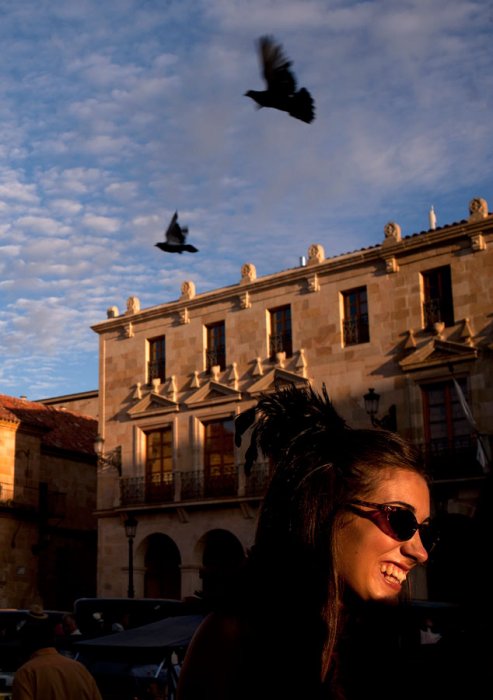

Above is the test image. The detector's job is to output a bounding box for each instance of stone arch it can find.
[143,533,182,600]
[195,529,246,601]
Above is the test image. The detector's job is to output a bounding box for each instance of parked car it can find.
[74,614,204,700]
[73,597,199,638]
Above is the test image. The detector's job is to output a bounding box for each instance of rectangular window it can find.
[203,418,236,497]
[269,305,292,359]
[421,379,479,478]
[148,336,166,383]
[145,427,173,502]
[342,287,369,346]
[206,321,226,372]
[422,265,454,329]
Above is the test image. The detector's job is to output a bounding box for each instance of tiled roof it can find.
[0,394,97,456]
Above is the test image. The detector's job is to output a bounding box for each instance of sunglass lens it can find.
[419,522,439,554]
[388,508,417,541]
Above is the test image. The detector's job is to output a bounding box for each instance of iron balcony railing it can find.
[0,478,47,510]
[416,436,486,481]
[343,314,369,346]
[0,479,67,518]
[269,332,292,359]
[148,359,166,383]
[120,462,272,507]
[423,297,454,329]
[205,347,226,372]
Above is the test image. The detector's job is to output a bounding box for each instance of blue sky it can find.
[0,0,492,401]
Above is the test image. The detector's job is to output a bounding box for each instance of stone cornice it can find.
[91,215,493,334]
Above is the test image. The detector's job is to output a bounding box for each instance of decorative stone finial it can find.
[241,263,257,283]
[307,244,325,265]
[429,206,437,230]
[126,296,140,315]
[468,197,488,222]
[383,222,401,243]
[180,280,196,300]
[107,306,119,318]
[252,357,264,377]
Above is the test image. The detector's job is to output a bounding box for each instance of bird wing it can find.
[258,35,297,95]
[165,211,186,245]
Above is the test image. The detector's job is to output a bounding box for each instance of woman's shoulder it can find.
[177,612,246,700]
[190,611,244,649]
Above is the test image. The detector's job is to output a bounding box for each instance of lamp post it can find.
[93,435,122,476]
[363,388,397,432]
[124,514,138,598]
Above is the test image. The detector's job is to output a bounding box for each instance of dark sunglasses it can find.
[346,499,438,554]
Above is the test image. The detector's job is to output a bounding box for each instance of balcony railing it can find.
[120,462,272,507]
[206,347,226,372]
[244,461,273,497]
[343,314,369,346]
[269,332,292,359]
[423,297,454,329]
[148,359,166,383]
[417,436,485,481]
[0,479,54,517]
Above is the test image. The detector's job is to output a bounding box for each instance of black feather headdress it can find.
[235,382,349,476]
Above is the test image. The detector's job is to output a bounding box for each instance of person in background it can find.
[61,614,82,637]
[12,609,102,700]
[177,383,438,700]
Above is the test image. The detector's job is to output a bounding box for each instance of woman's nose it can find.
[402,532,429,564]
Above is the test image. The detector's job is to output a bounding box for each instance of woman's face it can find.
[336,468,430,602]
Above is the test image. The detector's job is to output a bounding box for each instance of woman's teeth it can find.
[380,563,406,584]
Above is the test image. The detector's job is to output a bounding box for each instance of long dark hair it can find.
[237,383,427,688]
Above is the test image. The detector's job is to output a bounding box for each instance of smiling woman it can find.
[177,383,435,700]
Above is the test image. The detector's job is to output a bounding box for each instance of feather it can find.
[238,382,348,477]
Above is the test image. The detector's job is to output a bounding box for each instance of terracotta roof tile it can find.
[0,394,97,456]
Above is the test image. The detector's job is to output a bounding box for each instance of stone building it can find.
[91,197,492,603]
[38,390,99,419]
[0,395,98,610]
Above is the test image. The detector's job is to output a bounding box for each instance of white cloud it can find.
[0,0,491,398]
[82,213,121,233]
[15,216,72,236]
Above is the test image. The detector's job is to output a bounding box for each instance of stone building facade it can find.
[0,396,98,610]
[92,197,492,603]
[38,390,99,419]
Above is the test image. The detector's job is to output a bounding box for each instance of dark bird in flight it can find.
[155,211,199,254]
[245,35,315,124]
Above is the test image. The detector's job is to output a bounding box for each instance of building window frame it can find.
[269,304,293,359]
[342,286,369,346]
[421,377,480,479]
[421,265,454,330]
[202,417,236,498]
[147,335,166,384]
[205,321,226,372]
[145,425,174,502]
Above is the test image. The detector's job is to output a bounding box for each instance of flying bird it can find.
[155,211,199,254]
[245,35,315,124]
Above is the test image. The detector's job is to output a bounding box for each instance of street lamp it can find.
[94,435,122,476]
[124,514,138,598]
[363,388,397,432]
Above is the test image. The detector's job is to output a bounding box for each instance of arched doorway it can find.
[144,534,181,599]
[198,529,246,603]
